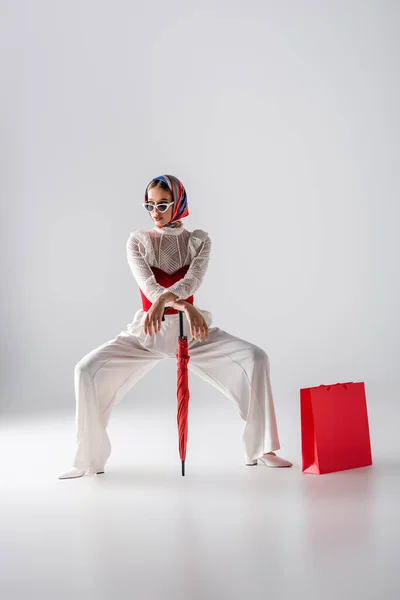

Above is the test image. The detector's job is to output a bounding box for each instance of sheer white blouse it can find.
[126,225,211,307]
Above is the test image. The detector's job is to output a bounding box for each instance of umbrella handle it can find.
[162,308,184,337]
[162,308,187,340]
[179,310,183,338]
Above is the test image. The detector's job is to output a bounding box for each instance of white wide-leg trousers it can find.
[72,308,281,474]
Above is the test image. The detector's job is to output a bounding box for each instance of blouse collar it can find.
[152,224,186,236]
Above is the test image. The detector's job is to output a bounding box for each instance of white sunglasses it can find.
[142,201,174,213]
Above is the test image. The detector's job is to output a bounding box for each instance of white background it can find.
[1,0,399,458]
[1,3,400,600]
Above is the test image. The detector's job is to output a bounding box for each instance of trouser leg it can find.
[73,330,161,474]
[187,326,281,462]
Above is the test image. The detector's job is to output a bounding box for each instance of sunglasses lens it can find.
[144,203,170,213]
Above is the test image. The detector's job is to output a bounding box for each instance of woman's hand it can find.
[184,304,209,341]
[143,296,166,336]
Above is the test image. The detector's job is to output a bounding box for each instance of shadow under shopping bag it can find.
[300,382,373,475]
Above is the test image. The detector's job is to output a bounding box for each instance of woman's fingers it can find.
[192,320,208,341]
[198,324,204,340]
[143,309,164,336]
[150,320,160,336]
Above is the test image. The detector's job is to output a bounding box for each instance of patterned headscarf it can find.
[145,174,189,229]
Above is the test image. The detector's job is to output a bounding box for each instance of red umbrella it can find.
[176,310,191,476]
[140,266,194,476]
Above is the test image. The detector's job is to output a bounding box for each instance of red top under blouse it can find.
[139,265,194,315]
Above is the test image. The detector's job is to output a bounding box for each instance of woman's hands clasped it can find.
[143,298,209,342]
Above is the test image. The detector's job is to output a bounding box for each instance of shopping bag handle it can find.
[320,382,353,391]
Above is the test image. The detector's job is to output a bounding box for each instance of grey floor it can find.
[0,405,398,600]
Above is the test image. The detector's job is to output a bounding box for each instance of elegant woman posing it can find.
[58,174,292,479]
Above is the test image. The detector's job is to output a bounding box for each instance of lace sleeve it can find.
[167,229,211,300]
[126,231,167,302]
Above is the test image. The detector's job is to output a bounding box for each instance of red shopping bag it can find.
[300,382,372,474]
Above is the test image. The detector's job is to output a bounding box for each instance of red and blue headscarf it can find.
[145,174,189,228]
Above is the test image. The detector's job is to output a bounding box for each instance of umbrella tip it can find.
[182,460,185,476]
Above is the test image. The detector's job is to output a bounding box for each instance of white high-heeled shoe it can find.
[57,467,105,479]
[245,452,293,468]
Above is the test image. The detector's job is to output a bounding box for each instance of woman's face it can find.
[146,186,174,227]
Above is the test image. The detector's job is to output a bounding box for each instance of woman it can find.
[58,174,292,479]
